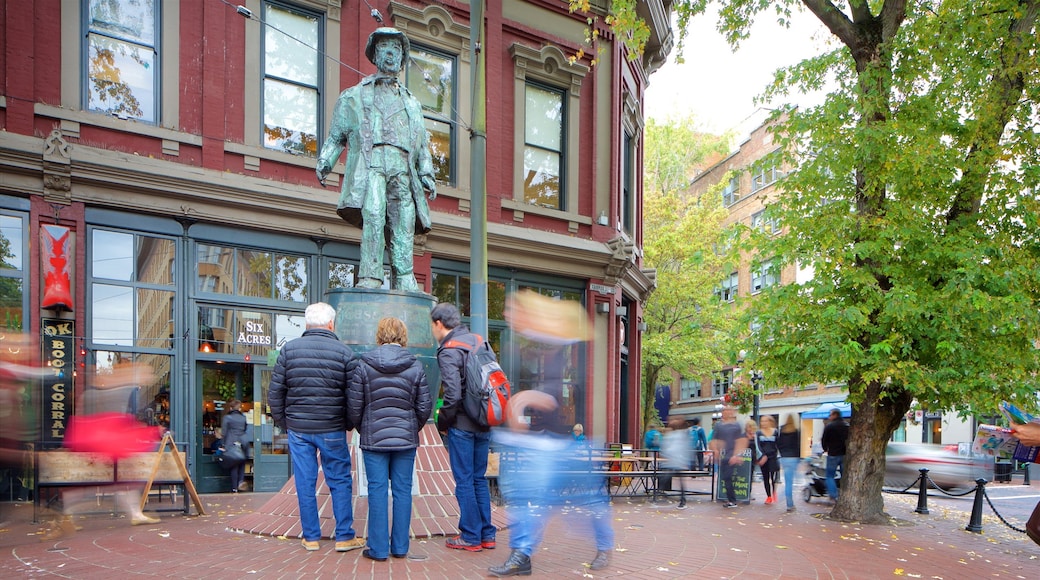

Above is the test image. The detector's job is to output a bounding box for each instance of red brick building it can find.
[0,0,670,493]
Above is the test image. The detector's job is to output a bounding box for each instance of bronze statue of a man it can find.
[316,27,436,292]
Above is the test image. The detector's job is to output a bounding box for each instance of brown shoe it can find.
[335,537,365,552]
[301,539,320,551]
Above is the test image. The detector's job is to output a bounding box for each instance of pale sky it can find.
[645,7,836,139]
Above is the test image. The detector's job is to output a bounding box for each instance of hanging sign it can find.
[42,318,75,443]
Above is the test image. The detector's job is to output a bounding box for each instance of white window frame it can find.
[505,43,589,226]
[712,370,732,397]
[718,271,738,302]
[680,377,700,399]
[751,259,777,294]
[390,1,472,200]
[722,175,740,206]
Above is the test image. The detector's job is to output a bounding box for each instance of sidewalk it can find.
[1,485,1036,578]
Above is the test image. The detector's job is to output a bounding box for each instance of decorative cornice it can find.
[604,234,636,285]
[43,130,72,204]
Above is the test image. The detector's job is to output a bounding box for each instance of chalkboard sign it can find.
[716,448,754,504]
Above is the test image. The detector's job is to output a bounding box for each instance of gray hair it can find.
[305,302,336,328]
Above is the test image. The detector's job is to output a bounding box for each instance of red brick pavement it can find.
[2,485,1037,578]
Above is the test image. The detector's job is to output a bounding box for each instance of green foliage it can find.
[641,116,739,431]
[660,0,1040,521]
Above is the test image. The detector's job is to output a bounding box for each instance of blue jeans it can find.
[497,435,614,557]
[288,430,356,542]
[446,428,494,544]
[780,457,801,508]
[825,455,843,500]
[363,448,416,559]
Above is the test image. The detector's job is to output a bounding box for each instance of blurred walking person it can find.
[710,406,748,508]
[821,408,848,502]
[777,415,802,512]
[489,290,614,576]
[755,416,780,505]
[661,418,692,508]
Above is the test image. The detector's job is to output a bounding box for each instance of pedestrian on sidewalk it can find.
[689,417,708,471]
[777,414,802,512]
[710,405,748,508]
[269,302,364,553]
[348,317,431,562]
[220,399,250,493]
[431,302,497,553]
[755,416,780,505]
[821,408,849,502]
[489,290,614,577]
[662,418,692,508]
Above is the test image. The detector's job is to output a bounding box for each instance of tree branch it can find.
[878,0,908,43]
[801,0,860,49]
[848,0,874,25]
[946,0,1039,226]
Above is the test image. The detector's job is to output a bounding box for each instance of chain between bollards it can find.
[914,468,929,514]
[965,478,987,533]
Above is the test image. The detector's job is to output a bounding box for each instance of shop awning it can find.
[802,402,851,419]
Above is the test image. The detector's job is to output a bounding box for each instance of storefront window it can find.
[198,306,304,356]
[327,261,356,289]
[0,214,25,331]
[91,351,173,431]
[91,229,176,349]
[197,243,308,302]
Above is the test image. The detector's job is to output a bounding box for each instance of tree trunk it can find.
[830,376,912,523]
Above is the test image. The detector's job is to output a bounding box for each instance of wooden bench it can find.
[33,437,204,522]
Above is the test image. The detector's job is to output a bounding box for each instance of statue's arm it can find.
[417,127,436,199]
[316,94,356,184]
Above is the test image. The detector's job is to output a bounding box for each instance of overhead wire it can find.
[214,0,470,131]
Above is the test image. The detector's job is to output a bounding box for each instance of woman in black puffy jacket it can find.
[347,317,432,562]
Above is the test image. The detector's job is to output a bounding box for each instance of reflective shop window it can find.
[196,243,308,302]
[0,214,25,331]
[198,306,305,355]
[85,0,158,123]
[91,229,176,348]
[407,45,456,184]
[262,2,320,156]
[91,351,173,431]
[327,261,356,289]
[523,83,564,210]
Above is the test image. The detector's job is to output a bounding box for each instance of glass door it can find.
[196,362,254,493]
[251,366,290,491]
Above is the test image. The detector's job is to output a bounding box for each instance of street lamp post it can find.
[751,370,762,424]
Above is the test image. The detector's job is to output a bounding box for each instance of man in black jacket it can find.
[431,303,495,553]
[821,408,849,502]
[269,302,364,553]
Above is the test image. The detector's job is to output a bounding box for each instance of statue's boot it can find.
[356,277,383,289]
[395,274,420,292]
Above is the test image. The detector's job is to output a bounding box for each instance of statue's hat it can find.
[365,27,410,65]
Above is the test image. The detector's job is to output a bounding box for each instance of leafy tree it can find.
[664,1,1040,523]
[640,116,737,434]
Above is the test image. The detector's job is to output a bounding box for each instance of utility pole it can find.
[468,0,488,337]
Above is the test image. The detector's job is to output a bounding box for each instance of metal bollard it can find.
[1024,462,1030,486]
[914,468,929,514]
[965,478,987,533]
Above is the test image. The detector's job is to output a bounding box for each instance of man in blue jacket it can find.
[269,302,364,553]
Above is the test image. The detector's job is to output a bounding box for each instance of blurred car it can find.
[884,442,994,492]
